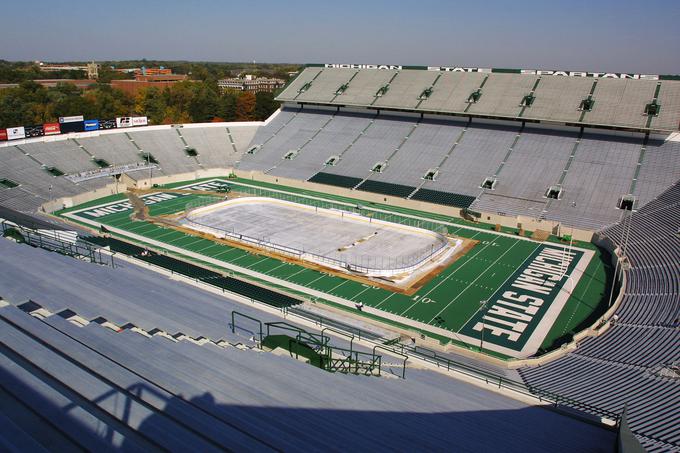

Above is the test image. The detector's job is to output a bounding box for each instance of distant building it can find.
[218,75,285,93]
[110,73,188,96]
[37,61,99,79]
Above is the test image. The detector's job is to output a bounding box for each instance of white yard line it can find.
[455,242,542,328]
[400,232,486,316]
[427,240,522,323]
[374,292,397,309]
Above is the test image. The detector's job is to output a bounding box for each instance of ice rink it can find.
[181,197,451,275]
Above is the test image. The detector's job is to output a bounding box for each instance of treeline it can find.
[0,59,300,84]
[0,80,281,129]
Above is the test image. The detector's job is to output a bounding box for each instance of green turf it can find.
[57,176,610,359]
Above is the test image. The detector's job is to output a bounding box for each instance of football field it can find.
[58,177,610,359]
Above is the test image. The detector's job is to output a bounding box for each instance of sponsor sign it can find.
[459,245,584,352]
[99,119,117,129]
[0,129,7,141]
[60,121,85,134]
[6,126,25,140]
[59,115,84,123]
[132,116,148,126]
[44,123,61,135]
[84,119,100,131]
[116,117,133,128]
[25,125,44,138]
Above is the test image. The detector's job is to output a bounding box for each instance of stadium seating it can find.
[0,239,617,451]
[518,181,680,452]
[278,67,680,132]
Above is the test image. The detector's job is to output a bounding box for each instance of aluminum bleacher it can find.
[0,237,616,451]
[424,123,519,197]
[128,129,197,174]
[279,67,680,133]
[77,133,144,165]
[19,140,98,174]
[268,112,375,181]
[366,118,467,188]
[519,181,680,452]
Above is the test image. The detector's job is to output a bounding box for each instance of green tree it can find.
[254,91,278,121]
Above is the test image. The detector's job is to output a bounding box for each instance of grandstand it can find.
[1,63,679,451]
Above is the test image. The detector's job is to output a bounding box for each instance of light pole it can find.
[479,299,488,353]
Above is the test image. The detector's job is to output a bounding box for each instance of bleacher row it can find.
[237,107,680,229]
[519,181,680,452]
[0,238,616,452]
[279,67,680,131]
[0,125,257,213]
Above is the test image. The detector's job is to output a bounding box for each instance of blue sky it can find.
[2,0,679,74]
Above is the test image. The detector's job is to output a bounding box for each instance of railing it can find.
[230,311,263,345]
[104,235,621,423]
[1,220,112,267]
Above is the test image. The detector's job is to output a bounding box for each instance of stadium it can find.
[0,63,679,452]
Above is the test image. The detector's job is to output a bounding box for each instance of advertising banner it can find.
[116,117,133,128]
[43,123,61,135]
[0,129,7,141]
[84,119,100,131]
[25,125,44,138]
[59,115,84,123]
[99,119,117,129]
[7,126,25,140]
[132,116,148,126]
[59,121,85,134]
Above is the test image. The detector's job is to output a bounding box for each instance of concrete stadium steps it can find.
[321,116,417,179]
[294,68,356,103]
[650,81,680,131]
[0,305,268,451]
[127,130,198,175]
[414,71,487,112]
[366,118,467,188]
[583,78,657,128]
[0,303,617,452]
[466,73,539,117]
[77,133,143,165]
[541,133,643,230]
[174,127,236,169]
[238,109,331,172]
[244,107,300,149]
[514,76,595,123]
[0,187,47,213]
[424,123,521,197]
[331,69,398,106]
[633,137,680,207]
[268,112,375,181]
[373,70,440,109]
[19,140,99,174]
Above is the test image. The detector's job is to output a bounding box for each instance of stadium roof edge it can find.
[304,63,680,80]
